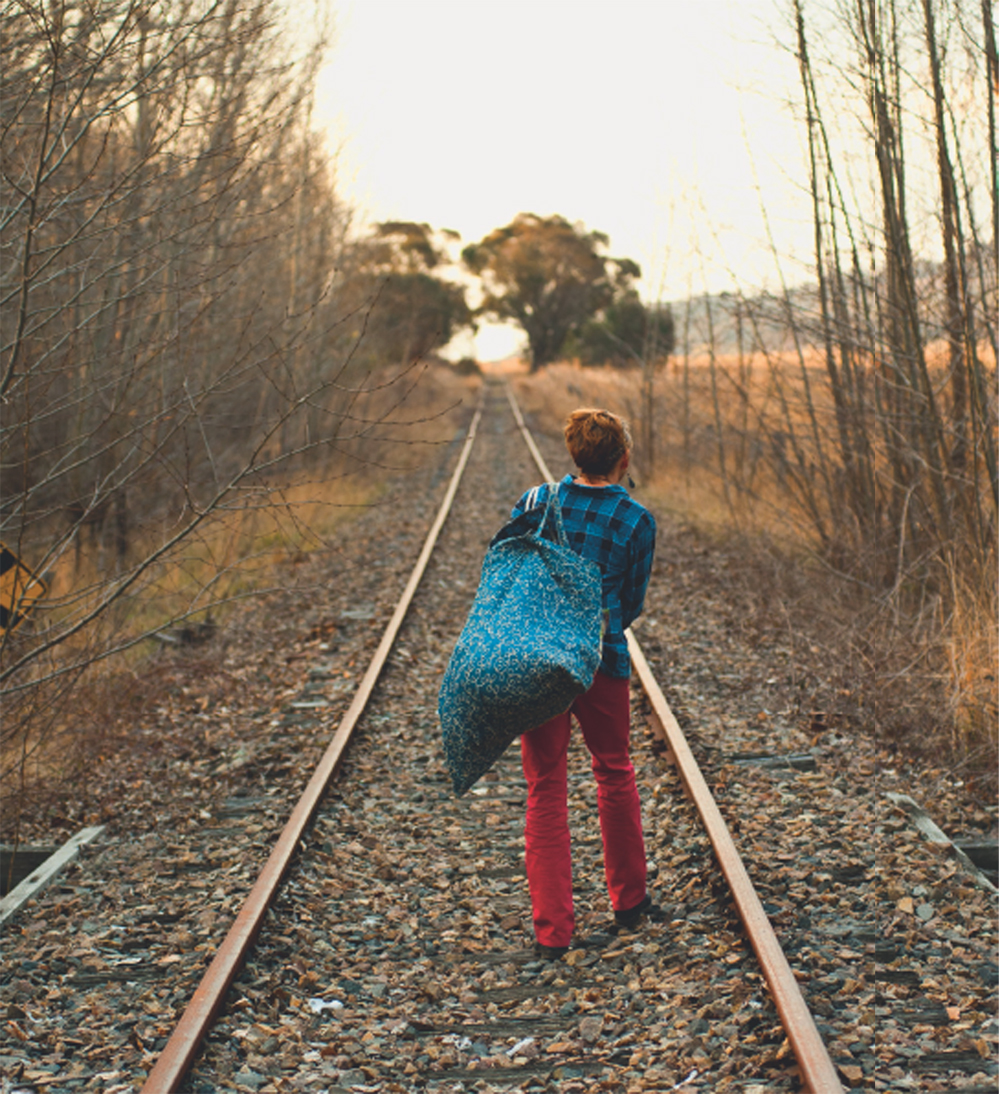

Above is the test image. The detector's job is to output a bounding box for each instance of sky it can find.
[311,0,816,359]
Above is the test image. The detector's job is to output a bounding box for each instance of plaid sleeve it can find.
[620,510,656,629]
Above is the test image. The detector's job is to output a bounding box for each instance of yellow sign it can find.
[0,543,48,632]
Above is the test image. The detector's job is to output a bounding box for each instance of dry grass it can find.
[945,565,999,769]
[36,361,477,645]
[506,356,998,794]
[1,362,477,818]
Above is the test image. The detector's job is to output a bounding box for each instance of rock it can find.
[233,1068,265,1090]
[579,1015,604,1043]
[553,1065,585,1079]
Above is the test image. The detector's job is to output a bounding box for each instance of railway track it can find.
[1,379,996,1093]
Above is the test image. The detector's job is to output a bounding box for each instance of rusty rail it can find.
[628,637,844,1093]
[509,381,843,1094]
[142,406,483,1093]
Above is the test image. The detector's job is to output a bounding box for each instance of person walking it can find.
[511,408,657,959]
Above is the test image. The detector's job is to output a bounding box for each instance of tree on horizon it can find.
[462,213,641,370]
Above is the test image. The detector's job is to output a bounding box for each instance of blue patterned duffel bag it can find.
[438,485,603,795]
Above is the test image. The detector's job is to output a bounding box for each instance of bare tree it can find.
[651,0,996,771]
[0,1,457,785]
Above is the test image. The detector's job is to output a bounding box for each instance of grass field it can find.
[504,355,997,795]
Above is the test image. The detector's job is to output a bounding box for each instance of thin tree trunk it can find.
[703,295,733,514]
[923,0,967,472]
[984,0,999,268]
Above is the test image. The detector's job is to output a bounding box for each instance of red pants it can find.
[520,671,647,948]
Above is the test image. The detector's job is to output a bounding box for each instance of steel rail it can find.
[142,405,483,1093]
[504,381,551,477]
[628,637,844,1093]
[507,381,844,1094]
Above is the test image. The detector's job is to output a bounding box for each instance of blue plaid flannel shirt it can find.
[512,474,656,679]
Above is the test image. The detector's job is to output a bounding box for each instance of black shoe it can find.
[533,942,569,961]
[614,894,656,929]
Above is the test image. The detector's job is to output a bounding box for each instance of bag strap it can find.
[534,483,569,548]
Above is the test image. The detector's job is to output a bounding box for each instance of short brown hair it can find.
[564,408,631,476]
